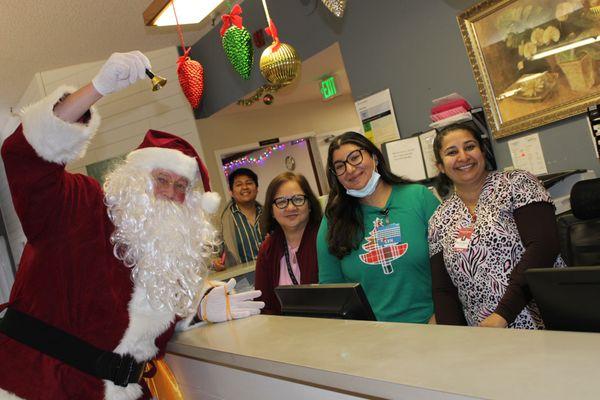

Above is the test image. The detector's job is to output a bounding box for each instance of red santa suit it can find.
[0,87,214,400]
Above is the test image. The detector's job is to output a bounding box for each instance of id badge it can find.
[454,226,473,252]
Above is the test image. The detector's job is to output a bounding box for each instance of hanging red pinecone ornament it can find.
[177,48,204,109]
[220,4,253,80]
[171,1,205,109]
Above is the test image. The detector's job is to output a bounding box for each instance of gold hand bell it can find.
[145,69,167,91]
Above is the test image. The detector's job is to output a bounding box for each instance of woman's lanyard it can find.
[455,207,476,253]
[381,207,390,225]
[283,238,299,285]
[468,206,477,224]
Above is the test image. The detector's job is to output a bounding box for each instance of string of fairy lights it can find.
[222,139,305,176]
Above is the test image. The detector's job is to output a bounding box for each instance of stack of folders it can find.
[429,93,472,129]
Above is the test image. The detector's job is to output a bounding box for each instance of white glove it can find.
[92,51,150,95]
[199,278,264,323]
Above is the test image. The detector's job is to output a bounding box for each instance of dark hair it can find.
[432,123,492,197]
[228,168,258,190]
[260,172,323,234]
[325,131,409,259]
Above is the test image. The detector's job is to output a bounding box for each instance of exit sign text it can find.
[320,76,338,100]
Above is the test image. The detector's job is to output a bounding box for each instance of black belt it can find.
[0,308,149,387]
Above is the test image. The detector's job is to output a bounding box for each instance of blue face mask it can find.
[346,169,381,198]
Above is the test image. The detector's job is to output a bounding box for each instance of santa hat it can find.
[126,130,220,213]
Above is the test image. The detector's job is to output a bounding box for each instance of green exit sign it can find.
[320,76,337,100]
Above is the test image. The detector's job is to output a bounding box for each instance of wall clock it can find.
[285,156,296,171]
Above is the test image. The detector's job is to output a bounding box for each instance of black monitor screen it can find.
[525,266,600,332]
[275,283,377,321]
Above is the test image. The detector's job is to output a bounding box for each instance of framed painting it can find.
[458,0,600,138]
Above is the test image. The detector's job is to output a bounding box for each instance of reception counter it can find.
[208,260,255,282]
[166,315,600,399]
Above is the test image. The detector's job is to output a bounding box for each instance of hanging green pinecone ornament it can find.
[220,5,253,80]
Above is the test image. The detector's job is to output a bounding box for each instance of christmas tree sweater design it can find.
[359,218,408,275]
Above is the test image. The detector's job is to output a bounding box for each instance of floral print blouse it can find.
[428,170,565,329]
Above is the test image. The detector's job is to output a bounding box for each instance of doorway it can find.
[215,132,327,205]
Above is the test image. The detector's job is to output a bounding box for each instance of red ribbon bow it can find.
[177,47,191,65]
[220,4,243,37]
[264,19,281,51]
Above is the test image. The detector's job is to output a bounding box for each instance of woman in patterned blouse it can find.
[428,124,564,329]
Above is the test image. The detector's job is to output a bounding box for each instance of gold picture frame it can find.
[458,0,600,138]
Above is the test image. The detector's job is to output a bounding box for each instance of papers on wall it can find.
[382,137,427,181]
[382,129,444,181]
[354,89,400,147]
[508,133,548,175]
[418,129,439,178]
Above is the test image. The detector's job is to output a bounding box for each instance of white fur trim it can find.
[175,314,207,332]
[174,282,213,332]
[201,192,221,214]
[0,389,25,400]
[20,85,101,164]
[126,147,199,184]
[104,382,142,400]
[104,285,174,400]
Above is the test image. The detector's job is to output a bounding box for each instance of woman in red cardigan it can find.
[255,172,323,314]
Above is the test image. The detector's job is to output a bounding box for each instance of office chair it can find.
[556,178,600,266]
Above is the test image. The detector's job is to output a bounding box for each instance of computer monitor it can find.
[274,283,377,321]
[525,266,600,333]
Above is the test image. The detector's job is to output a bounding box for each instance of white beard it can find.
[103,162,219,317]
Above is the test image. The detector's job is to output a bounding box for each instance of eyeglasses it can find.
[273,194,308,209]
[153,174,189,194]
[331,149,365,176]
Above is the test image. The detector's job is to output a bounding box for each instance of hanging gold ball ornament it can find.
[259,42,301,86]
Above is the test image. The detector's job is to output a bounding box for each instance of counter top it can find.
[208,260,255,282]
[167,315,600,399]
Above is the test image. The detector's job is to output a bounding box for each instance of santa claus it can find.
[0,51,263,400]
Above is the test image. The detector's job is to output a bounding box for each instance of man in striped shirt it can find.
[218,168,265,268]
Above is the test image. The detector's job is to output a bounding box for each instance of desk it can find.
[166,315,600,399]
[538,169,587,189]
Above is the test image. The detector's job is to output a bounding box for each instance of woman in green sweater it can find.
[317,132,439,322]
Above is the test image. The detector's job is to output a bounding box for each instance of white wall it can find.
[0,237,13,306]
[0,109,9,137]
[315,127,362,174]
[0,73,45,276]
[0,47,204,301]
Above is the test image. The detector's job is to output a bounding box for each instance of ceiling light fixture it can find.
[144,0,224,26]
[532,36,600,60]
